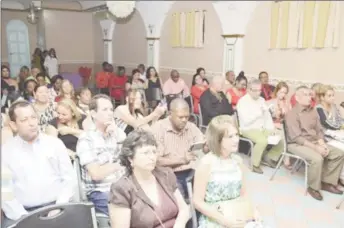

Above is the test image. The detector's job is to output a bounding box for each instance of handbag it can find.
[216,197,255,226]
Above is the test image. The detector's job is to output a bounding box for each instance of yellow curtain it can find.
[171,13,176,46]
[278,1,290,49]
[185,12,192,47]
[302,1,316,48]
[189,11,196,47]
[270,2,280,49]
[180,12,186,47]
[175,12,181,47]
[314,2,331,48]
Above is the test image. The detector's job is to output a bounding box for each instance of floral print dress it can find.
[198,153,243,228]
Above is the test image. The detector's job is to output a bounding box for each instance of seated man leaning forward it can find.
[285,86,344,201]
[236,79,284,174]
[76,94,127,215]
[150,98,206,201]
[2,100,76,227]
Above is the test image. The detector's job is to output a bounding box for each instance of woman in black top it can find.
[199,76,233,125]
[145,66,163,108]
[47,98,85,161]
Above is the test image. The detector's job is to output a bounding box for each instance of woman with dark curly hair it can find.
[109,129,190,228]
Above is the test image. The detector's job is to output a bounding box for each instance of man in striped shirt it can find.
[76,94,126,215]
[150,98,205,200]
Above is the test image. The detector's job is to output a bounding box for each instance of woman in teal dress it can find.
[193,115,261,228]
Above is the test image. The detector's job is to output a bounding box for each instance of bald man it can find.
[150,98,205,200]
[199,76,234,125]
[162,70,190,97]
[285,86,344,200]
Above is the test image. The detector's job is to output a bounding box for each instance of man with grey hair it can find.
[199,75,233,125]
[150,98,205,200]
[285,86,344,200]
[237,78,284,174]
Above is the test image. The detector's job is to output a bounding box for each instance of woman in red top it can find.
[55,79,76,103]
[191,74,208,114]
[226,75,247,109]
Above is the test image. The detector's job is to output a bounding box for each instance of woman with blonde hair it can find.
[316,85,344,185]
[54,79,76,103]
[47,98,86,160]
[193,115,261,228]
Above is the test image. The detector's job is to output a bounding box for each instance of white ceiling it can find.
[1,1,106,10]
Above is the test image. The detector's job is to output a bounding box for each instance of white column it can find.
[147,38,160,70]
[99,19,116,63]
[222,35,244,76]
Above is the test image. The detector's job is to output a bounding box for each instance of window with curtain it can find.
[171,10,206,48]
[269,1,340,49]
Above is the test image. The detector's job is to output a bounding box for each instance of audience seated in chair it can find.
[194,67,209,86]
[109,130,190,228]
[54,79,76,103]
[137,63,147,82]
[316,85,344,186]
[47,98,86,161]
[150,98,206,201]
[32,85,56,132]
[145,66,163,108]
[266,81,292,169]
[48,75,63,102]
[114,89,166,135]
[75,87,92,116]
[224,70,236,89]
[191,74,208,114]
[259,71,275,101]
[2,100,76,227]
[163,70,190,98]
[193,115,262,227]
[226,74,247,110]
[76,94,126,215]
[199,76,234,126]
[285,86,344,201]
[290,82,321,108]
[236,79,284,174]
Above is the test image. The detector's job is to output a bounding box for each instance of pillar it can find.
[99,19,116,63]
[222,34,244,76]
[146,37,160,69]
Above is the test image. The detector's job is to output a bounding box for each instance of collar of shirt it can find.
[16,133,41,146]
[294,103,313,113]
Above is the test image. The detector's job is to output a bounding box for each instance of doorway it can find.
[6,19,31,78]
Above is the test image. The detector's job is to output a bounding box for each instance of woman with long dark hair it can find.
[114,89,166,135]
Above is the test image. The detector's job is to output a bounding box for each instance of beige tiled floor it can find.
[242,155,344,228]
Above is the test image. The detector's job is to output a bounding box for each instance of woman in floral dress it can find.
[193,115,261,228]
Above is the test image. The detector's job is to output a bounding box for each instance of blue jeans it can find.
[174,169,193,201]
[88,191,109,216]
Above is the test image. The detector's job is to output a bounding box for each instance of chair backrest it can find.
[184,96,194,113]
[282,120,288,152]
[8,202,98,228]
[74,156,87,202]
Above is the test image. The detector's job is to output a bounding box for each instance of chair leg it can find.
[336,197,344,209]
[291,160,301,174]
[270,153,285,181]
[304,164,308,196]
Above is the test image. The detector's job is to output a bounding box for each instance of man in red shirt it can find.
[96,62,111,95]
[109,66,127,104]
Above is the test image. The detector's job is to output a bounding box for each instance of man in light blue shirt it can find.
[2,100,76,227]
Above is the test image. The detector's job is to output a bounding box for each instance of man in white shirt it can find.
[2,100,76,227]
[76,94,126,216]
[236,79,284,174]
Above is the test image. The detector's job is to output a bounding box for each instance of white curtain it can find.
[325,1,340,47]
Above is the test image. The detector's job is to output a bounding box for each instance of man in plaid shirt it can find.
[76,94,126,215]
